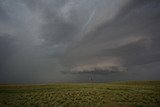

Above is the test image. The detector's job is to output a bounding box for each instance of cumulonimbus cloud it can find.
[0,0,160,83]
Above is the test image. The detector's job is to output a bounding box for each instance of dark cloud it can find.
[0,0,160,83]
[64,0,160,69]
[0,5,7,21]
[41,11,79,45]
[0,35,15,70]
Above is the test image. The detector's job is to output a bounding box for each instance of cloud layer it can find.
[0,0,160,83]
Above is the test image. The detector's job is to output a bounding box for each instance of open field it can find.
[0,81,160,107]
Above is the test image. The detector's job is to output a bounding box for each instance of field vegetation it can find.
[0,81,160,107]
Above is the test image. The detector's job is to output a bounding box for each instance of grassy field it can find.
[0,81,160,107]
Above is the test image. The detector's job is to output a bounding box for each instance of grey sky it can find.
[0,0,160,83]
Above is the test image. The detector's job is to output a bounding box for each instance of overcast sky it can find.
[0,0,160,83]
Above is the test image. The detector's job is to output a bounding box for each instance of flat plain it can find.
[0,81,160,107]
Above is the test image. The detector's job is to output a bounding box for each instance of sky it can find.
[0,0,160,83]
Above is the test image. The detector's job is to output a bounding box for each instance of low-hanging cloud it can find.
[63,66,127,75]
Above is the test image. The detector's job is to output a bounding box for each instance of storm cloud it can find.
[0,0,160,83]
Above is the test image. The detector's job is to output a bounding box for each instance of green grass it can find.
[0,81,160,107]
